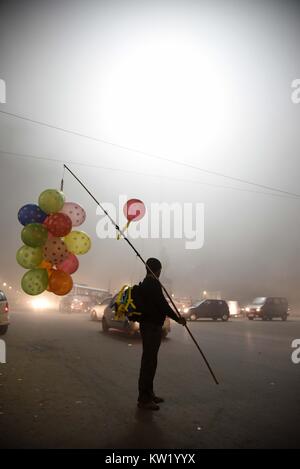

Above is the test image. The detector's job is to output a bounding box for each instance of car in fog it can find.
[90,296,112,321]
[59,284,111,314]
[102,297,171,337]
[59,296,95,314]
[182,299,230,321]
[245,297,289,321]
[0,290,9,335]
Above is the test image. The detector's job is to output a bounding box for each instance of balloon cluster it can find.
[17,189,91,296]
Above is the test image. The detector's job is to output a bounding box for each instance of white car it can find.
[0,290,9,335]
[90,297,113,321]
[102,296,171,338]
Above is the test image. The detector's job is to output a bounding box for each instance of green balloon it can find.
[16,245,43,269]
[38,189,65,214]
[21,223,48,247]
[21,268,48,296]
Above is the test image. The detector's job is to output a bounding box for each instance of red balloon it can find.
[123,199,146,222]
[44,213,72,237]
[56,252,79,275]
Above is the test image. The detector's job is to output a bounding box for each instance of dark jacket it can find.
[139,275,179,326]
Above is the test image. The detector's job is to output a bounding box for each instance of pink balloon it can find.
[56,252,79,274]
[60,202,86,227]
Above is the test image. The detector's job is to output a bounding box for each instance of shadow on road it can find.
[99,330,170,343]
[106,408,168,449]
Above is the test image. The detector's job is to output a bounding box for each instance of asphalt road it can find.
[0,310,300,449]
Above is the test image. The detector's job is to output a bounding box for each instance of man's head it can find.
[146,258,162,278]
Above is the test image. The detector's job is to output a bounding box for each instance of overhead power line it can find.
[0,108,299,198]
[0,149,299,201]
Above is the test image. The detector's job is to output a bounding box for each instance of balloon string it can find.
[117,220,131,240]
[60,164,65,191]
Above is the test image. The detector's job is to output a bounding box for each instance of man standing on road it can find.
[137,258,186,411]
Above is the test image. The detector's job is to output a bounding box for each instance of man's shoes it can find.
[153,396,165,404]
[137,401,160,411]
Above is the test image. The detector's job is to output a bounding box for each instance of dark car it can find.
[246,297,288,321]
[102,296,171,337]
[183,299,230,321]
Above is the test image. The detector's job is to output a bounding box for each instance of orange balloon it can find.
[48,270,73,296]
[39,259,53,271]
[46,268,56,291]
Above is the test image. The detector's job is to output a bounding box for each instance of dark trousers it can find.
[138,321,162,403]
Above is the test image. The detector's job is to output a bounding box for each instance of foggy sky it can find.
[0,0,300,306]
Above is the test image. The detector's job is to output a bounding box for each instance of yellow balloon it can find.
[64,231,91,255]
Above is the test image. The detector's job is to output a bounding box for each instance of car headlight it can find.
[246,307,250,312]
[256,307,261,312]
[184,307,189,313]
[132,322,139,332]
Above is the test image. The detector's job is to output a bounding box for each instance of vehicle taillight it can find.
[4,302,9,313]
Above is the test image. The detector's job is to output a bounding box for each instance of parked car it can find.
[90,296,113,321]
[0,290,9,335]
[183,299,230,321]
[102,297,171,337]
[245,297,289,321]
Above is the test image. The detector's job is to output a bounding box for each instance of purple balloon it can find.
[18,204,48,226]
[60,202,86,227]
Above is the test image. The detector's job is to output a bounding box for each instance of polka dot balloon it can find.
[44,213,72,237]
[43,237,69,265]
[21,268,49,295]
[38,189,65,214]
[64,231,91,255]
[48,270,73,296]
[18,204,47,226]
[16,245,44,269]
[21,223,48,247]
[60,202,86,227]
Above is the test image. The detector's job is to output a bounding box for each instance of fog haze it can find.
[0,0,300,305]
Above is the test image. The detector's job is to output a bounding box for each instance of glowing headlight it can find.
[256,307,261,312]
[246,307,250,312]
[184,308,189,313]
[31,298,53,310]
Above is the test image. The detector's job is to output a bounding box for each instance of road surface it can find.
[0,310,300,448]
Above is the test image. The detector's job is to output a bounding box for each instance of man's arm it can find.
[150,278,182,323]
